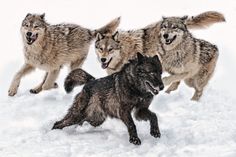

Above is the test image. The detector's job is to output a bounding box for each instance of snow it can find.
[0,0,236,156]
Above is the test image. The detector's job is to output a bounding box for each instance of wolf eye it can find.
[108,47,113,52]
[172,25,177,29]
[162,25,167,29]
[34,25,39,28]
[25,24,29,27]
[99,47,103,51]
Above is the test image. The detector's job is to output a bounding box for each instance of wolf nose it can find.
[163,34,169,39]
[26,32,32,37]
[159,84,164,91]
[101,58,107,63]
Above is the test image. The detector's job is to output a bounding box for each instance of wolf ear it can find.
[180,16,188,22]
[96,33,104,41]
[137,52,144,63]
[153,55,161,63]
[40,13,45,20]
[112,31,119,41]
[26,13,32,18]
[162,16,167,20]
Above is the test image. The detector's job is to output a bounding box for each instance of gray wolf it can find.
[8,13,120,96]
[94,11,224,76]
[52,53,164,145]
[159,15,220,101]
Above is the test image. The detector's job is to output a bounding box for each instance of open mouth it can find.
[145,81,160,95]
[26,33,38,45]
[165,35,176,45]
[101,58,112,69]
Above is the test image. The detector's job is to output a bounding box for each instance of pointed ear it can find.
[180,15,188,23]
[162,16,167,20]
[26,13,32,18]
[40,13,45,20]
[112,31,119,41]
[137,52,144,63]
[153,55,161,63]
[96,32,104,41]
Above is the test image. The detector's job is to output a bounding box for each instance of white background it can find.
[0,0,236,156]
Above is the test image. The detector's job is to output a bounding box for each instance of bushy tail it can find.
[91,17,121,37]
[64,68,95,93]
[186,11,225,29]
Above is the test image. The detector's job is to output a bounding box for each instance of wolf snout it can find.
[101,58,107,63]
[26,32,32,37]
[163,33,169,39]
[159,83,164,91]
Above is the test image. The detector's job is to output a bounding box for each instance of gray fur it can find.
[8,14,120,96]
[159,16,219,101]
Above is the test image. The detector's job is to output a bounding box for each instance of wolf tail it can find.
[64,69,95,93]
[186,11,225,29]
[90,17,121,38]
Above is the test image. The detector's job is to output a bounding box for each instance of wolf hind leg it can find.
[165,81,180,94]
[135,108,161,138]
[42,69,60,91]
[52,90,89,129]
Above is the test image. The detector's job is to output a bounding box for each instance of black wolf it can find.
[52,53,164,145]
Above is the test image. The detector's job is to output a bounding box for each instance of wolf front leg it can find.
[135,108,161,138]
[120,111,141,145]
[8,64,35,96]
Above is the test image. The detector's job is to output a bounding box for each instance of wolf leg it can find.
[52,112,85,130]
[163,72,188,86]
[165,81,180,94]
[42,69,60,91]
[120,111,141,145]
[30,72,48,94]
[52,91,89,129]
[135,108,161,138]
[8,64,35,96]
[191,89,203,101]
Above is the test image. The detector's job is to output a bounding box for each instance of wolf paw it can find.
[52,122,62,130]
[129,136,141,145]
[53,82,58,88]
[30,89,41,94]
[150,130,161,138]
[8,87,17,97]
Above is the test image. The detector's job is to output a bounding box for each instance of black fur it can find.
[52,53,164,145]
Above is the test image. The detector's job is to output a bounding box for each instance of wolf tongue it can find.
[102,63,108,69]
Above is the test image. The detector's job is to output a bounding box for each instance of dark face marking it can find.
[135,53,164,95]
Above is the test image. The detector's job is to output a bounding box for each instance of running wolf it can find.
[94,11,224,75]
[52,53,164,145]
[159,16,219,101]
[8,13,120,96]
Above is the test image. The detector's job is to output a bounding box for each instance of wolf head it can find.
[21,13,47,45]
[132,53,164,95]
[159,16,189,50]
[95,31,121,69]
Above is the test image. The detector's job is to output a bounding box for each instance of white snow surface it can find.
[0,0,236,156]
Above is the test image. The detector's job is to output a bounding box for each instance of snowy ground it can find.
[0,0,236,156]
